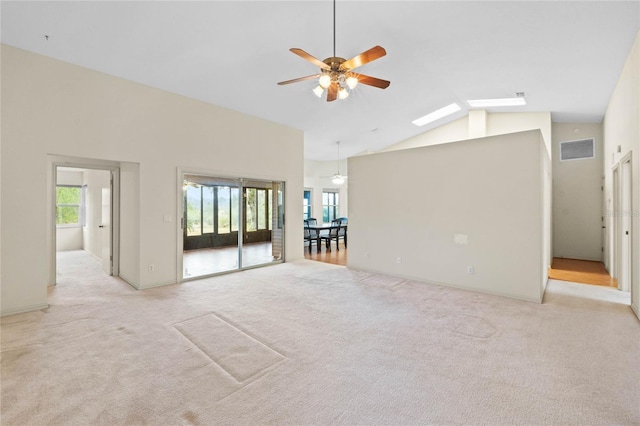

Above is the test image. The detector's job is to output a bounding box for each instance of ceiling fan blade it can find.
[290,48,331,70]
[277,74,320,85]
[340,45,387,71]
[327,81,338,102]
[352,73,391,89]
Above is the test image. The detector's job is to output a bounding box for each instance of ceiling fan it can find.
[277,0,390,101]
[322,141,348,185]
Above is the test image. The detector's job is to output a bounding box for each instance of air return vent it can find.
[560,138,595,161]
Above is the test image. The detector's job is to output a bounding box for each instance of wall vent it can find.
[560,138,595,161]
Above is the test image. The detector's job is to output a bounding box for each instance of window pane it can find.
[56,186,82,225]
[56,205,79,225]
[56,187,81,204]
[231,188,239,232]
[246,188,257,232]
[322,192,328,205]
[257,190,266,229]
[323,206,329,223]
[202,186,214,234]
[217,186,231,234]
[303,190,311,221]
[186,185,202,236]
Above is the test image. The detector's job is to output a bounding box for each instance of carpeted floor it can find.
[1,250,639,425]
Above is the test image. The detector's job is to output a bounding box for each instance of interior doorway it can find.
[52,163,120,285]
[178,172,285,280]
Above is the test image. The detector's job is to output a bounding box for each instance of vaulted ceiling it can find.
[2,1,639,160]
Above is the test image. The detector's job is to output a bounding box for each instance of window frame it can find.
[322,190,339,223]
[303,189,312,220]
[55,184,85,228]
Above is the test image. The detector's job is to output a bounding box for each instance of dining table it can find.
[306,222,347,252]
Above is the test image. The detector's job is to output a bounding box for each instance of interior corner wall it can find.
[551,123,604,261]
[603,30,640,320]
[304,159,348,221]
[1,44,303,315]
[348,130,547,303]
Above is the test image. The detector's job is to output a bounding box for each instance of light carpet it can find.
[1,250,639,425]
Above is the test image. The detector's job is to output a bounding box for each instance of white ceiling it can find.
[2,1,639,160]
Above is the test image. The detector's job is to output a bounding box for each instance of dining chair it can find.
[303,219,320,253]
[337,217,347,248]
[321,219,342,251]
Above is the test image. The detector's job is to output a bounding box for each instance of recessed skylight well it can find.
[412,103,461,127]
[466,97,526,107]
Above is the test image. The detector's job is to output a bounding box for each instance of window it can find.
[322,191,339,223]
[56,185,84,227]
[245,187,271,232]
[303,189,312,220]
[185,184,240,236]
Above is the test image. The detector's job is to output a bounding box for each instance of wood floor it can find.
[304,241,347,266]
[548,257,618,288]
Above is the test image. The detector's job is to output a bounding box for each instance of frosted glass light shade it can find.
[346,76,358,89]
[338,87,349,100]
[318,74,331,89]
[312,86,324,98]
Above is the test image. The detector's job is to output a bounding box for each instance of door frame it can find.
[49,155,120,285]
[612,152,632,294]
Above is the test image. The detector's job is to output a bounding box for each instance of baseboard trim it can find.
[1,303,49,317]
[347,265,543,304]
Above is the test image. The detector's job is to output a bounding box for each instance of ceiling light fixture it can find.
[466,96,526,107]
[277,0,390,102]
[412,103,462,127]
[330,141,347,185]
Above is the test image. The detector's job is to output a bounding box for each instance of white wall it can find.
[1,45,303,315]
[55,170,83,251]
[349,130,549,303]
[603,31,640,320]
[552,123,604,261]
[304,159,348,222]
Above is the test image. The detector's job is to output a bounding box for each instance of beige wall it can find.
[348,130,549,303]
[1,45,303,315]
[552,123,604,261]
[603,31,640,320]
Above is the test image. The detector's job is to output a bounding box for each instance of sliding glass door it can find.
[182,174,284,279]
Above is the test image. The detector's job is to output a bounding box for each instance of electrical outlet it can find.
[149,264,155,272]
[467,266,474,275]
[396,256,402,264]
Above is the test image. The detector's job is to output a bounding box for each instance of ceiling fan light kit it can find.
[277,0,390,102]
